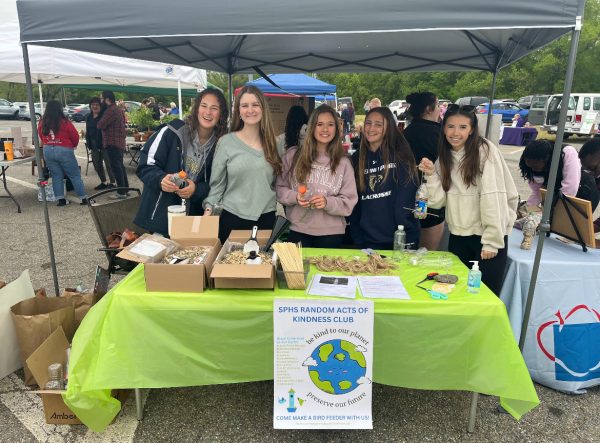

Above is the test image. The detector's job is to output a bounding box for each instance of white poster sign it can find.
[273,299,374,429]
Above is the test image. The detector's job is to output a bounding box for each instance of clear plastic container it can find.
[276,260,310,290]
[44,363,64,390]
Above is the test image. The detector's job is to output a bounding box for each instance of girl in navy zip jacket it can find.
[349,107,420,250]
[134,89,228,236]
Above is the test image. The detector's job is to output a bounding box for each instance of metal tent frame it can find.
[16,0,587,431]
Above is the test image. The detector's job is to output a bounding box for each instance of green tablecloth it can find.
[64,249,539,431]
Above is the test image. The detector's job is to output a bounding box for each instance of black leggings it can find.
[287,230,345,248]
[448,234,508,296]
[218,209,276,244]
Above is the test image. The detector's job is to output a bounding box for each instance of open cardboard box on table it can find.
[210,229,276,289]
[117,216,221,293]
[26,327,129,425]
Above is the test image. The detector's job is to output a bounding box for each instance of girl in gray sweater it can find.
[204,86,282,242]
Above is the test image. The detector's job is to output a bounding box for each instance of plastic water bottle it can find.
[169,170,188,189]
[393,225,406,261]
[467,260,482,294]
[414,183,428,219]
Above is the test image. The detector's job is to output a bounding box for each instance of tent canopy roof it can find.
[245,74,336,95]
[17,0,584,74]
[1,0,206,89]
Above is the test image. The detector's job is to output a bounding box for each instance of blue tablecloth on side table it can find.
[500,230,600,393]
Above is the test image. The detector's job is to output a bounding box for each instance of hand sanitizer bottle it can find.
[392,225,406,261]
[467,261,481,294]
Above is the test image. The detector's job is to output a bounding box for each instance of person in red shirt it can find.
[37,100,87,206]
[97,90,129,198]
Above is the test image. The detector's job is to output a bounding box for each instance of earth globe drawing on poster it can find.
[306,339,367,395]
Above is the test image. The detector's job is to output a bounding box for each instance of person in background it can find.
[350,123,362,151]
[579,139,600,229]
[341,104,351,134]
[135,89,229,236]
[37,100,87,206]
[276,105,358,248]
[347,103,355,129]
[147,97,161,120]
[203,85,282,243]
[512,113,524,128]
[97,90,129,198]
[349,106,420,250]
[403,91,445,250]
[439,101,448,122]
[519,139,581,207]
[369,97,382,109]
[85,97,115,191]
[168,102,180,116]
[276,105,308,155]
[419,104,518,295]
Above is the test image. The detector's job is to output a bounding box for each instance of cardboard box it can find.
[26,327,129,425]
[144,216,221,292]
[210,229,276,289]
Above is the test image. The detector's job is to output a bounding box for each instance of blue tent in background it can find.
[244,73,336,97]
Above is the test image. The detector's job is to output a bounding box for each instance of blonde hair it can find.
[230,85,281,174]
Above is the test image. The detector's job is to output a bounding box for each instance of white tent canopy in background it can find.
[0,1,206,115]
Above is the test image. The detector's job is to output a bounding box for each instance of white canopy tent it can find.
[0,1,207,114]
[16,1,587,429]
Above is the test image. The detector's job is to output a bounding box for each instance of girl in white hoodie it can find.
[418,105,518,295]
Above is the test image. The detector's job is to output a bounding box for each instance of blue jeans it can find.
[43,145,87,199]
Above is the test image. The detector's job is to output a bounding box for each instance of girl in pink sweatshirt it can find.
[276,105,358,248]
[519,140,581,206]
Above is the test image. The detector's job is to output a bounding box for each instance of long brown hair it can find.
[230,85,281,175]
[186,88,229,139]
[41,100,67,136]
[290,105,343,183]
[357,107,417,193]
[438,107,489,192]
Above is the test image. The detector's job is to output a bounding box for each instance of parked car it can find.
[517,95,534,109]
[0,99,20,119]
[476,101,529,123]
[123,101,141,113]
[338,97,353,107]
[64,103,86,119]
[70,105,91,122]
[389,100,409,118]
[455,96,489,107]
[544,93,600,138]
[527,95,550,125]
[13,102,42,120]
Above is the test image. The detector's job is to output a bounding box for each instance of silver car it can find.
[13,102,43,120]
[0,99,20,119]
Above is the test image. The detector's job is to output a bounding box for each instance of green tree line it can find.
[2,0,599,110]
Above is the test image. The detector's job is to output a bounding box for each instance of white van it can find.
[544,93,600,137]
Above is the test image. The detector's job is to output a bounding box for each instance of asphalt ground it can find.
[1,120,599,442]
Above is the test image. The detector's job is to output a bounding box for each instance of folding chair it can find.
[87,187,147,278]
[84,142,94,175]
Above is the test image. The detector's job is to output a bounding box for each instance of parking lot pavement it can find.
[1,119,599,442]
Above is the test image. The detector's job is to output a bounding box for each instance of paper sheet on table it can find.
[358,276,410,299]
[307,274,357,299]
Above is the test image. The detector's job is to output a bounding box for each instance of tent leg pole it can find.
[519,20,583,352]
[177,80,183,120]
[467,392,478,432]
[228,73,233,112]
[135,388,144,420]
[38,82,44,114]
[485,70,498,139]
[22,43,60,297]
